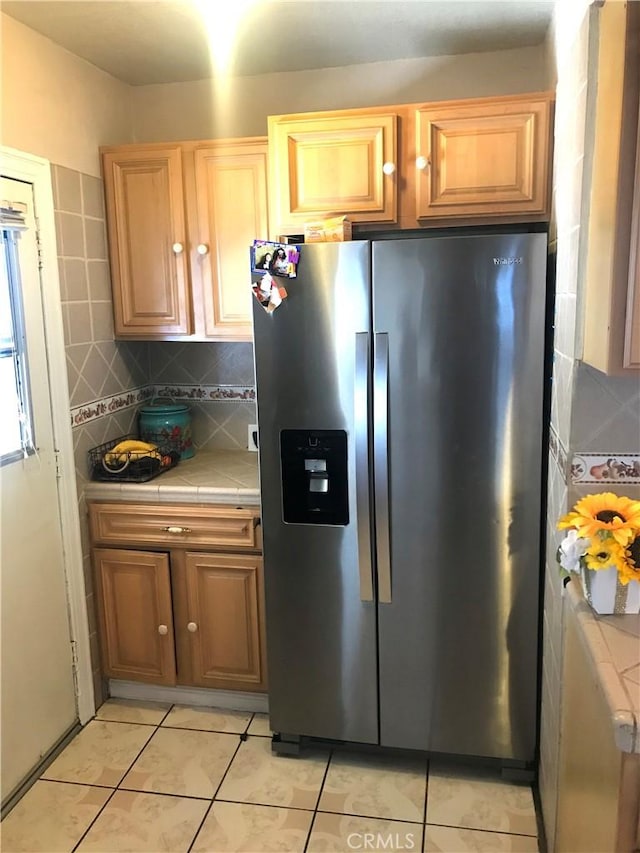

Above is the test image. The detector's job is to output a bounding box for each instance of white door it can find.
[0,176,77,803]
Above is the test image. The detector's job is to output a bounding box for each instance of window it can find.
[1,210,35,465]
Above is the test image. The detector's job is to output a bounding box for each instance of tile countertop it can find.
[565,578,640,753]
[84,450,260,506]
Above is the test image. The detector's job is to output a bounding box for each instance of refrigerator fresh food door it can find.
[252,241,378,744]
[373,233,547,762]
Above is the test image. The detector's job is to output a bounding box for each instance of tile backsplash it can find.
[147,342,257,451]
[147,341,255,386]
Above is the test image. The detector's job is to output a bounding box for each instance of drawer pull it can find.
[158,624,168,635]
[187,622,198,633]
[162,526,192,534]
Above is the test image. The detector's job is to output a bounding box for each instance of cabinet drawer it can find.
[89,502,261,551]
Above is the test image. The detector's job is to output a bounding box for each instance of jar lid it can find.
[139,397,190,415]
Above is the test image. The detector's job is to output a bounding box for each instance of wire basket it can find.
[88,434,180,483]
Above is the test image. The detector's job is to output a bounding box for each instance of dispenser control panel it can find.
[280,430,349,525]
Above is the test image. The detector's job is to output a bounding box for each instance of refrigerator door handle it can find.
[374,332,392,604]
[355,332,374,602]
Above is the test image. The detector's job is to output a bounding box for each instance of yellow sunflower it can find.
[558,492,640,546]
[619,532,640,585]
[584,535,628,574]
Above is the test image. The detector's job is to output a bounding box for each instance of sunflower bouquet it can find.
[557,492,640,614]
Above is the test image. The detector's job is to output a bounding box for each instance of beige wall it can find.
[1,14,549,164]
[131,44,549,142]
[0,13,132,176]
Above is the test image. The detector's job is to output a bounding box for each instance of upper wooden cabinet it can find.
[101,139,269,341]
[102,147,191,337]
[415,94,552,221]
[625,118,640,368]
[268,111,398,231]
[190,141,269,339]
[582,1,640,374]
[268,94,553,234]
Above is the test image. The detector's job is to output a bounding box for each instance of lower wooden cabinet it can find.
[173,552,266,690]
[556,590,640,851]
[90,503,267,692]
[93,548,177,685]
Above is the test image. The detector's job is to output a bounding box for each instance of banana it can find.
[104,439,160,467]
[114,439,158,453]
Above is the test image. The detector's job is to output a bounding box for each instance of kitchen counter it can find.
[84,450,260,506]
[565,578,640,753]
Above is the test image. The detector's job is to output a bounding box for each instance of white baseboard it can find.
[108,681,269,714]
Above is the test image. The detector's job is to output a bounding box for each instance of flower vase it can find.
[580,565,640,615]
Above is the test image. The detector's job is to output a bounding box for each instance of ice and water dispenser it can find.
[280,430,349,525]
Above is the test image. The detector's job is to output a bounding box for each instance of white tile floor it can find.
[1,699,541,852]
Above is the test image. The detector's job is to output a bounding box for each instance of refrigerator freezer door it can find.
[252,241,378,744]
[373,233,547,762]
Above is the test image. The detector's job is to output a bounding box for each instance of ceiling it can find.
[1,0,555,86]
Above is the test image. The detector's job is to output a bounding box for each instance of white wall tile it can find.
[553,293,578,359]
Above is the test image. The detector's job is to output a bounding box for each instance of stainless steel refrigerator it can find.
[252,232,548,767]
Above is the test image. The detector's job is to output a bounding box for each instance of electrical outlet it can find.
[248,424,259,452]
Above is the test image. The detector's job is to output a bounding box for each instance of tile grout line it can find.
[312,808,423,825]
[421,757,429,852]
[420,820,539,839]
[302,748,334,853]
[69,719,162,852]
[186,730,247,853]
[180,715,263,851]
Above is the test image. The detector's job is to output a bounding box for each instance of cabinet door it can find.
[269,112,397,230]
[556,594,638,852]
[623,96,640,369]
[93,548,176,685]
[415,96,552,220]
[625,189,640,368]
[191,141,268,340]
[179,552,266,691]
[582,2,640,374]
[102,146,191,337]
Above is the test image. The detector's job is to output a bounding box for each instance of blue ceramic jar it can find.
[138,399,194,459]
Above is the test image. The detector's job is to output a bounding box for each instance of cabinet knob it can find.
[158,624,168,635]
[172,242,184,254]
[415,156,430,171]
[196,243,209,256]
[162,525,191,534]
[382,162,396,176]
[187,621,198,633]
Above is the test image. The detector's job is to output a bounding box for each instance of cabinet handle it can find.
[196,243,209,256]
[172,242,184,254]
[415,156,430,171]
[161,525,191,534]
[382,162,396,176]
[187,622,198,633]
[158,624,168,635]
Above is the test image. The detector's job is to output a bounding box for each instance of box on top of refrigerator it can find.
[304,215,352,242]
